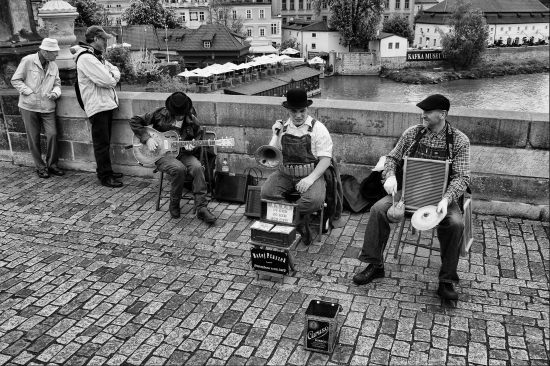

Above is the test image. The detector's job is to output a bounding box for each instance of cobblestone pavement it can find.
[0,163,549,366]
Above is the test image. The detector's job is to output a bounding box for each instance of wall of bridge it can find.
[1,91,548,219]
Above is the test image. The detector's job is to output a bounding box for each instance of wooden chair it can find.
[391,156,473,259]
[155,130,217,212]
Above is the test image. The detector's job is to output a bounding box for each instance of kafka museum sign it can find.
[406,50,446,61]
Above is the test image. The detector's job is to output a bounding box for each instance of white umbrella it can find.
[223,62,239,70]
[107,42,131,49]
[308,56,325,64]
[178,70,197,78]
[281,48,299,55]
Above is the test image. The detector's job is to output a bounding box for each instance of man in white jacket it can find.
[11,38,64,179]
[73,26,123,188]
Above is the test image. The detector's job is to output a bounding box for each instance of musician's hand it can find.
[383,175,398,195]
[146,138,158,151]
[186,113,199,125]
[183,141,193,151]
[296,176,315,194]
[272,120,283,136]
[436,197,449,216]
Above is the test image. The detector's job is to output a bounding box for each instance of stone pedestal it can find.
[38,0,78,83]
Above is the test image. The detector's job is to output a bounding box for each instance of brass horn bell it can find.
[254,145,283,169]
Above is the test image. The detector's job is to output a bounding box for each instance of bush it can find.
[145,74,196,93]
[129,51,162,82]
[104,46,134,82]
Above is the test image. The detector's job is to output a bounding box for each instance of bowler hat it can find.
[282,88,313,109]
[165,92,193,116]
[39,38,60,52]
[85,25,114,40]
[416,94,450,112]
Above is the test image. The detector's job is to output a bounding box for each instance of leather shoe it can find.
[37,168,49,179]
[353,264,385,285]
[197,207,216,224]
[112,172,123,178]
[169,200,181,219]
[100,177,123,188]
[436,282,458,301]
[296,216,312,246]
[48,166,65,176]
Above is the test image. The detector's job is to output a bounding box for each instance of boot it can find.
[296,214,312,246]
[197,206,216,224]
[169,199,181,219]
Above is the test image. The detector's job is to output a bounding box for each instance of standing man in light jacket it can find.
[11,38,64,179]
[71,25,122,188]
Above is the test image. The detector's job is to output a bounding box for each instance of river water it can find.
[314,73,549,113]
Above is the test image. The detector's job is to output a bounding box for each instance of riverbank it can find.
[380,59,550,84]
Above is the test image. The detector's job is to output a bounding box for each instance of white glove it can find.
[383,175,398,195]
[272,120,283,136]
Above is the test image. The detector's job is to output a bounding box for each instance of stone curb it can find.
[473,199,549,221]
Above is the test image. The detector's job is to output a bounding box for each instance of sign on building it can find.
[406,50,446,61]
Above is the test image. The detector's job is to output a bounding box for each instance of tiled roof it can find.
[377,32,407,40]
[301,21,332,32]
[177,25,250,52]
[418,12,548,25]
[427,0,549,13]
[227,66,322,95]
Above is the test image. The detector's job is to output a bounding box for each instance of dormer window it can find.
[204,41,211,48]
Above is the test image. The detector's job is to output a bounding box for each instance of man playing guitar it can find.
[129,92,216,223]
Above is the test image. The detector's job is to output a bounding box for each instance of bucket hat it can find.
[282,88,313,109]
[39,38,60,52]
[165,92,193,116]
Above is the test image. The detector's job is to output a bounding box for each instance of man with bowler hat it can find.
[11,38,64,178]
[260,88,333,245]
[71,25,123,188]
[352,94,470,302]
[129,92,217,223]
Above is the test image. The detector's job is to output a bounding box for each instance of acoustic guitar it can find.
[132,126,235,166]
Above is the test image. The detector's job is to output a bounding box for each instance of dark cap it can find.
[282,88,313,109]
[85,25,114,40]
[416,94,450,112]
[165,92,193,116]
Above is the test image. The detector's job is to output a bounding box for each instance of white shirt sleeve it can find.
[313,121,332,158]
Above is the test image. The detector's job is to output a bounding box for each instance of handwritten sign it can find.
[265,202,295,224]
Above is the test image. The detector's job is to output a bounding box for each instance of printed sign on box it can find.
[250,247,289,275]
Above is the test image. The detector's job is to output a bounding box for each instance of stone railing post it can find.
[38,0,79,85]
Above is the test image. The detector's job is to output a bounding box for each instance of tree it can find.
[70,0,108,28]
[382,14,414,44]
[122,0,181,29]
[439,0,489,70]
[279,38,301,52]
[312,0,383,50]
[206,0,247,36]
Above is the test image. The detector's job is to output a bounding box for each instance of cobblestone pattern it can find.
[0,164,548,365]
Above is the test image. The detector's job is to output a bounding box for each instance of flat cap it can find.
[416,94,450,111]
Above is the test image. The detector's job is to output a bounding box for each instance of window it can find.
[532,26,535,30]
[283,17,287,24]
[260,28,265,37]
[517,27,520,31]
[219,10,225,20]
[500,27,503,31]
[307,0,311,10]
[312,32,316,38]
[395,1,400,9]
[299,0,303,10]
[204,41,210,48]
[433,39,436,46]
[246,10,251,19]
[388,42,393,49]
[419,37,422,44]
[190,12,198,21]
[199,12,204,21]
[427,29,430,33]
[384,15,389,20]
[311,43,316,49]
[490,27,493,31]
[290,1,294,10]
[180,13,186,22]
[232,10,236,19]
[260,9,265,19]
[395,42,399,49]
[525,26,528,30]
[116,18,121,25]
[306,16,311,20]
[282,1,286,10]
[508,27,511,31]
[322,2,327,9]
[384,1,389,8]
[247,28,252,37]
[404,1,409,9]
[289,31,291,35]
[116,4,121,7]
[322,16,327,23]
[271,24,277,34]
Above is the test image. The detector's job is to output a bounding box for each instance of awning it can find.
[249,45,278,54]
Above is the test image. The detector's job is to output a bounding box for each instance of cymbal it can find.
[411,205,445,231]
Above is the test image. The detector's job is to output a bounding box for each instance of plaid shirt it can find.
[383,123,471,204]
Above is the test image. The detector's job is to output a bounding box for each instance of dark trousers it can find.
[89,110,114,180]
[358,191,464,284]
[20,108,58,170]
[155,154,207,208]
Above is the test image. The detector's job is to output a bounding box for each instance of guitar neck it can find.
[175,139,218,147]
